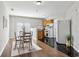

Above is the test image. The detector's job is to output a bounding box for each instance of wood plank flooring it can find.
[1,39,68,57]
[1,39,13,57]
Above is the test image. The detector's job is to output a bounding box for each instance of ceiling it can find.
[4,1,74,19]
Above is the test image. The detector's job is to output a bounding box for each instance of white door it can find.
[57,20,70,44]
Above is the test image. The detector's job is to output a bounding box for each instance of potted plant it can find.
[66,34,73,47]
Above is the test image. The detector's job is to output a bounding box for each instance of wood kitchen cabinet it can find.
[37,30,44,42]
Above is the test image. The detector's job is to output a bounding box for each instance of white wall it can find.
[9,15,43,38]
[65,2,79,53]
[0,2,9,56]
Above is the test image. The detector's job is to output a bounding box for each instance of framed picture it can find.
[3,16,7,29]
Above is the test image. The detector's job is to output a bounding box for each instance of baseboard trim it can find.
[56,42,66,45]
[0,39,9,56]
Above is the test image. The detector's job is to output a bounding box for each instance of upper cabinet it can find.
[42,19,54,26]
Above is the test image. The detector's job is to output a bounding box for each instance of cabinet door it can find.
[38,30,44,42]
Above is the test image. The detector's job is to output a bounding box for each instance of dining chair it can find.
[14,31,23,49]
[14,23,24,49]
[22,32,32,51]
[22,23,32,51]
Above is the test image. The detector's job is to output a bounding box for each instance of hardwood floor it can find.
[1,39,13,57]
[1,39,68,57]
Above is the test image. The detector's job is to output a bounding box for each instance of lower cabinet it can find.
[37,30,44,42]
[44,37,55,47]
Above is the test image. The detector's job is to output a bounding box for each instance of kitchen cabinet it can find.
[37,30,44,42]
[42,19,55,47]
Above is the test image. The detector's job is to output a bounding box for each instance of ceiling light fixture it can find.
[36,1,42,5]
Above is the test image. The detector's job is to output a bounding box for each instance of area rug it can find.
[11,41,42,56]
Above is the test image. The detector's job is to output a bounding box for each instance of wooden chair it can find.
[14,23,24,49]
[22,23,32,51]
[14,32,23,49]
[21,32,32,51]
